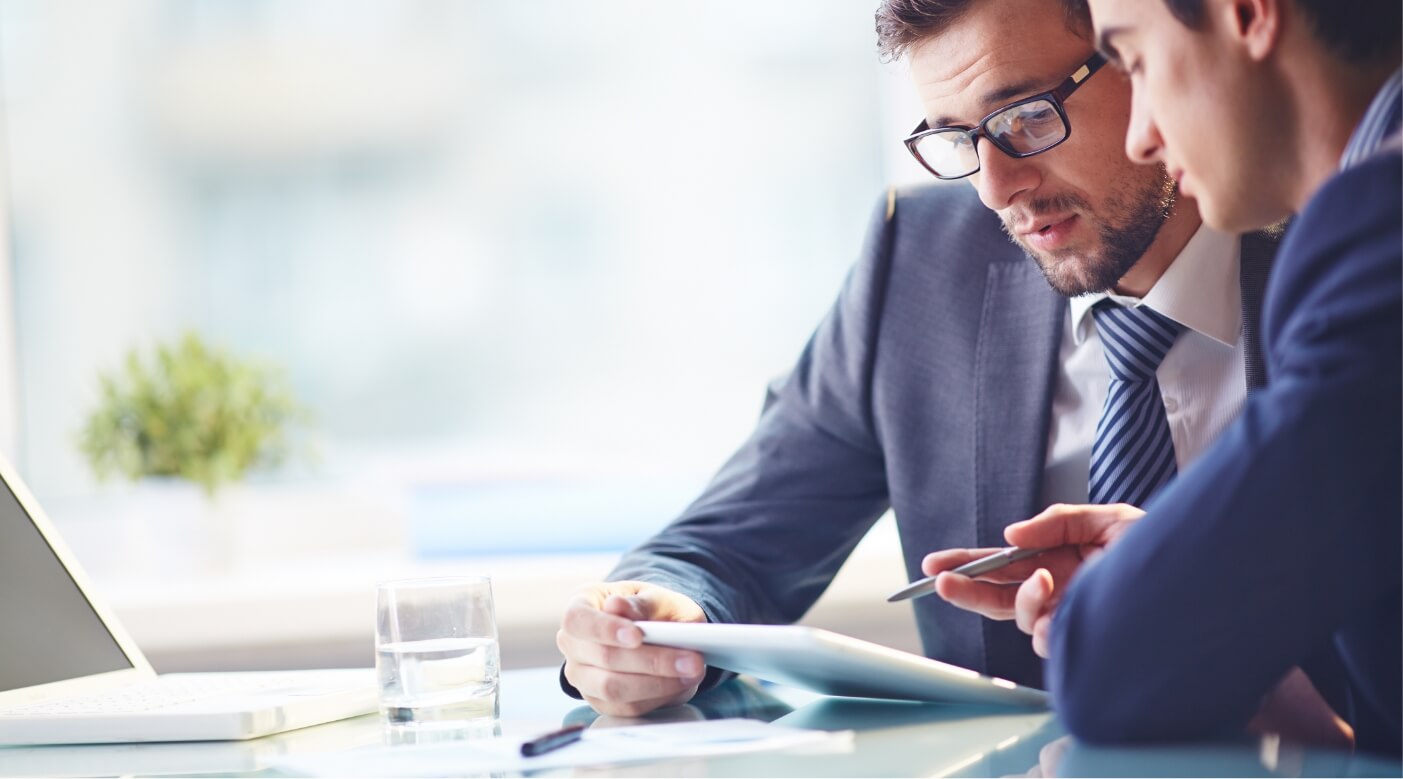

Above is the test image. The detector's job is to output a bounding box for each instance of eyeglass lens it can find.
[915,98,1066,177]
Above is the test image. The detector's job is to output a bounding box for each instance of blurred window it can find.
[0,0,893,560]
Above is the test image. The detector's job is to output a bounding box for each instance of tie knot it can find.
[1092,301,1184,381]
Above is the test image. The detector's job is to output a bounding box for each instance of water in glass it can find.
[377,636,499,726]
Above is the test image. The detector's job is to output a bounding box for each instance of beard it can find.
[1003,165,1177,298]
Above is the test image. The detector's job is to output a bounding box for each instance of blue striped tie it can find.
[1089,301,1185,506]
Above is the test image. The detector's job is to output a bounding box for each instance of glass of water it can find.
[376,576,500,730]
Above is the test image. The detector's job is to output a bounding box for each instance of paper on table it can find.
[272,718,853,777]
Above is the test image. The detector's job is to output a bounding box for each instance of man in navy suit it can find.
[929,0,1400,756]
[555,0,1286,718]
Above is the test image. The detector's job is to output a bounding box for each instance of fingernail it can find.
[675,656,702,676]
[617,628,638,646]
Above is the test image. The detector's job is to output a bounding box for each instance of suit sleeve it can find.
[1047,153,1403,742]
[605,191,897,631]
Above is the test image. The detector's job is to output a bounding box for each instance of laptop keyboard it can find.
[0,673,322,716]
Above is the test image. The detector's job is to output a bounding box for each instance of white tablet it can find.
[638,622,1047,707]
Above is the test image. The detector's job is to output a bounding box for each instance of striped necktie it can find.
[1089,301,1185,506]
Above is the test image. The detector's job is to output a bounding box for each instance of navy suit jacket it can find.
[1047,149,1402,756]
[598,184,1275,693]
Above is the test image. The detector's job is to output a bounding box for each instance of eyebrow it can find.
[930,77,1056,129]
[1096,26,1128,66]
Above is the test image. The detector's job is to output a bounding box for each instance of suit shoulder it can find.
[889,182,991,223]
[1282,150,1400,268]
[1301,149,1401,229]
[1266,150,1401,340]
[880,183,1016,266]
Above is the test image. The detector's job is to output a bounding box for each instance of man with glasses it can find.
[556,0,1275,717]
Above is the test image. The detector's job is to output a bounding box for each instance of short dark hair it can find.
[875,0,1092,62]
[1161,0,1399,64]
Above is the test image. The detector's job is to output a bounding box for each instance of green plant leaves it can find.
[78,332,307,497]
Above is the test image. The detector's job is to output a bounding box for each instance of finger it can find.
[556,628,704,678]
[933,572,1019,620]
[601,593,648,619]
[962,552,1070,584]
[1002,546,1083,585]
[1014,569,1054,636]
[601,591,703,646]
[1031,613,1053,659]
[601,594,653,647]
[1004,503,1137,549]
[563,662,704,709]
[921,547,1004,577]
[561,597,647,649]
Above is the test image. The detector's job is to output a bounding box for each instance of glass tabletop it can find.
[1,667,1397,777]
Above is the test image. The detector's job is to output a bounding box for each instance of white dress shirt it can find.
[1039,225,1246,508]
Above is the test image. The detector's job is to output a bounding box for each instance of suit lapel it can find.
[972,259,1062,682]
[973,261,1064,545]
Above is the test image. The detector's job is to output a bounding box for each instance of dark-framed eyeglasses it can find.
[903,52,1107,181]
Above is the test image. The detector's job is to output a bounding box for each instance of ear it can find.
[1221,0,1281,61]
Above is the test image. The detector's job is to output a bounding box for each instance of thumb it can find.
[602,593,650,621]
[1014,568,1057,637]
[1034,567,1055,597]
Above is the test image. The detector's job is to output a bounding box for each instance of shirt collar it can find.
[1069,224,1241,348]
[1341,67,1402,169]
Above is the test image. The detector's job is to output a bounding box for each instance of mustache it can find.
[1000,193,1092,236]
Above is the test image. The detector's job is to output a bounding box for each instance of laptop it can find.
[0,455,378,745]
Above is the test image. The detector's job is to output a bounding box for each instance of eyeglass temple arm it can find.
[1051,52,1108,101]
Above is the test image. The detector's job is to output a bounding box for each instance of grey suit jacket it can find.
[605,184,1275,691]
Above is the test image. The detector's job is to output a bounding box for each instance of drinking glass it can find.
[375,576,500,729]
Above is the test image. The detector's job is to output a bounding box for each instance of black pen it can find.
[520,723,587,757]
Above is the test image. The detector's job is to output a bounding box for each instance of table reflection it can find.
[1052,735,1402,778]
[561,677,800,730]
[559,678,1403,779]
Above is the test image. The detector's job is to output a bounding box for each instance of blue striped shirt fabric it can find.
[1340,68,1402,169]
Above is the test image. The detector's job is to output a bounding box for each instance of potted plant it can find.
[78,332,306,567]
[80,331,304,495]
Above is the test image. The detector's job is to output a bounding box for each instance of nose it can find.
[969,139,1041,211]
[1124,86,1164,165]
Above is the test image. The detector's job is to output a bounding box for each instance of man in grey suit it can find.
[557,0,1275,717]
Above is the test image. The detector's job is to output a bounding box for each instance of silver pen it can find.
[886,547,1048,603]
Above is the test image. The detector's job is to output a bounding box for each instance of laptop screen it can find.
[0,476,134,692]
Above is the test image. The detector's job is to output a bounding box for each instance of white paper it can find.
[271,718,853,777]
